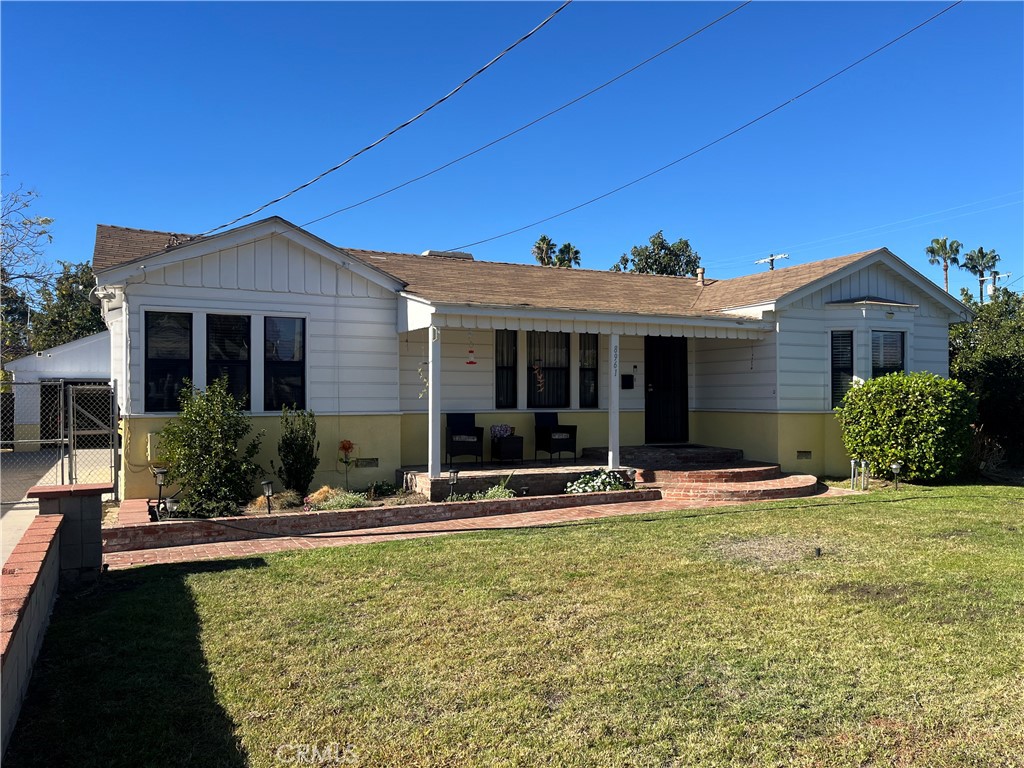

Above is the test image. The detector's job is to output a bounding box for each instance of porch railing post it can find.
[608,333,620,470]
[427,324,442,479]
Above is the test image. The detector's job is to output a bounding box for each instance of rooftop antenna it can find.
[754,253,789,271]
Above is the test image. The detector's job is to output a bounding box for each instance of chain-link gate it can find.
[0,380,118,505]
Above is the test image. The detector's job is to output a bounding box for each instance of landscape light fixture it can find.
[448,469,460,500]
[152,467,168,521]
[890,460,904,491]
[262,479,274,514]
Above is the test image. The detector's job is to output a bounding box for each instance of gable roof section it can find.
[92,217,403,292]
[692,250,879,311]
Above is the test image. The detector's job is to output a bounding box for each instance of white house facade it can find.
[90,217,967,500]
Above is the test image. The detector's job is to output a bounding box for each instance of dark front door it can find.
[644,335,688,444]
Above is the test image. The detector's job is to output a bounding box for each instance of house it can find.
[90,217,968,500]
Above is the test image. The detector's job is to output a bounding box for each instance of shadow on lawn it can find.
[5,558,268,768]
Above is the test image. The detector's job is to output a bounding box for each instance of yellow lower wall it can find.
[399,411,645,466]
[11,424,41,451]
[120,409,847,498]
[690,410,850,477]
[120,414,403,500]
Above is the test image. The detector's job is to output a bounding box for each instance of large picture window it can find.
[207,314,250,406]
[527,331,569,409]
[265,317,305,410]
[145,311,192,412]
[579,333,598,408]
[495,329,517,409]
[830,330,854,409]
[872,331,904,378]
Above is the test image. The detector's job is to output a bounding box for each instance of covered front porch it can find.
[398,294,773,482]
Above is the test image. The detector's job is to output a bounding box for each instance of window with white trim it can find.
[264,317,305,410]
[145,311,192,412]
[830,330,854,408]
[872,330,905,378]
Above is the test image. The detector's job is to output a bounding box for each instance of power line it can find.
[197,0,574,238]
[716,192,1023,268]
[301,1,752,229]
[447,0,965,252]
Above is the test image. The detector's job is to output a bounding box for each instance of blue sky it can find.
[3,1,1021,299]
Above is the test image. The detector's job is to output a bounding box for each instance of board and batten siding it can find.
[689,335,778,411]
[121,237,400,416]
[777,262,955,412]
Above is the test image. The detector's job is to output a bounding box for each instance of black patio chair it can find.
[534,412,577,462]
[445,413,484,466]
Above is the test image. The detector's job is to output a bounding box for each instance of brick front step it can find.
[648,473,822,501]
[637,462,783,484]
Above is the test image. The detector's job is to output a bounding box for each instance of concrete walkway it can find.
[103,497,716,570]
[1,502,38,565]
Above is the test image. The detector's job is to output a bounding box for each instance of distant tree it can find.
[554,242,581,269]
[532,235,557,266]
[1,178,56,297]
[30,262,105,351]
[1,268,32,367]
[950,287,1024,462]
[924,236,962,294]
[611,231,700,276]
[962,246,1000,303]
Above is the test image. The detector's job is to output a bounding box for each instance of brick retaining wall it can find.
[103,490,660,553]
[1,514,63,755]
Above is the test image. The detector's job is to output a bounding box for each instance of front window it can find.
[145,312,192,411]
[207,314,250,406]
[265,317,305,410]
[527,331,569,408]
[872,331,904,378]
[579,333,598,408]
[831,330,853,408]
[495,330,517,409]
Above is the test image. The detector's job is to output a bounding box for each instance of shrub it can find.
[157,377,263,518]
[244,489,302,515]
[303,485,371,511]
[565,469,628,494]
[365,480,398,499]
[834,371,976,481]
[274,407,320,496]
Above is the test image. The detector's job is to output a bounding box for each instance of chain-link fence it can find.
[0,380,117,504]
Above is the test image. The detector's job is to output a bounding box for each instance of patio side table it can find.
[491,435,524,463]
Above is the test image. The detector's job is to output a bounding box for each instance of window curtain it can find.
[527,332,569,408]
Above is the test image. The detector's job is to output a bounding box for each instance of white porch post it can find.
[428,324,442,478]
[608,333,620,469]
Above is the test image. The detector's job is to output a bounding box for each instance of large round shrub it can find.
[834,371,976,481]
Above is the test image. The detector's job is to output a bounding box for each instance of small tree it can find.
[274,406,320,496]
[31,261,105,351]
[834,371,976,482]
[611,231,700,276]
[158,377,263,517]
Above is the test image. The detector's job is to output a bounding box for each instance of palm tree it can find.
[554,242,581,268]
[925,237,962,293]
[963,246,1000,303]
[531,235,557,266]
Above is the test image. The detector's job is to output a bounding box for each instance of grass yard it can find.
[6,484,1023,767]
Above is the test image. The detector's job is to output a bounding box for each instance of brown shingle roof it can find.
[92,224,198,271]
[91,218,883,317]
[350,250,718,318]
[692,249,882,311]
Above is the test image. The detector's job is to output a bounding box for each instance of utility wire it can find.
[301,1,752,229]
[448,0,964,252]
[198,0,573,237]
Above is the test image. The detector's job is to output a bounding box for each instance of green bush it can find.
[157,377,264,517]
[307,490,370,511]
[834,371,976,481]
[274,406,320,496]
[365,480,398,499]
[565,469,628,494]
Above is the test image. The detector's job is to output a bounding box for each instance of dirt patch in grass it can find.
[710,535,829,568]
[825,581,918,606]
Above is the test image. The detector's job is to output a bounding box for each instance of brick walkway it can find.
[103,498,722,570]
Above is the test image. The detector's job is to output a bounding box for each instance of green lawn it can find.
[7,484,1024,767]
